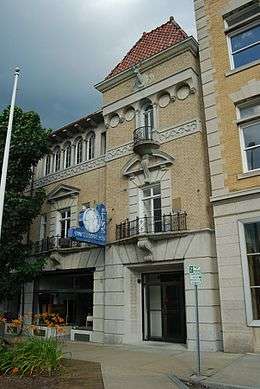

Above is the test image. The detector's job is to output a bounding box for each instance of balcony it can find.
[133,126,160,156]
[115,212,187,241]
[30,236,89,255]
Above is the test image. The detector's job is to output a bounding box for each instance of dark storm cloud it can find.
[0,0,196,129]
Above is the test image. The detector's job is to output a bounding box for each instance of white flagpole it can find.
[0,67,20,240]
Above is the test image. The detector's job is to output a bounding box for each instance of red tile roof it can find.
[106,17,188,79]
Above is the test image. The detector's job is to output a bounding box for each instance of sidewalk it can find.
[64,341,260,389]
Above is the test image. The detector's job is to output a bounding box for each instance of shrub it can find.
[0,337,63,376]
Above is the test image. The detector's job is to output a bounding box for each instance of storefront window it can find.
[244,221,260,320]
[34,271,94,327]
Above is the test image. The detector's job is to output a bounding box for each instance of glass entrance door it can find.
[143,271,186,343]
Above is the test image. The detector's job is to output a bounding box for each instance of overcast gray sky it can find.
[0,0,196,130]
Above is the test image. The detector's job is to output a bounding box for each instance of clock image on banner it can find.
[68,203,107,246]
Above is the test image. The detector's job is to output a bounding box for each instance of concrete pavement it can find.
[63,341,260,388]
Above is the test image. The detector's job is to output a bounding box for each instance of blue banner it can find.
[68,203,107,246]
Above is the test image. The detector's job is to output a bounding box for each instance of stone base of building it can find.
[20,229,221,352]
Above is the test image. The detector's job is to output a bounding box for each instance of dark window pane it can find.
[245,222,260,253]
[233,43,260,68]
[248,256,260,286]
[251,288,260,320]
[231,25,260,52]
[153,197,162,211]
[243,123,260,148]
[246,147,260,170]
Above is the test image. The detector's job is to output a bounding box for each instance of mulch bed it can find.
[0,359,104,389]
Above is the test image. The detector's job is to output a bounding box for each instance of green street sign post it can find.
[188,264,202,376]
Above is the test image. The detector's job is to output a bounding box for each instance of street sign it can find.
[188,265,202,286]
[188,264,202,376]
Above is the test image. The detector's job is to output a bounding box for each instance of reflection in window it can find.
[244,222,260,320]
[230,24,260,68]
[141,183,162,233]
[239,100,260,171]
[59,208,71,238]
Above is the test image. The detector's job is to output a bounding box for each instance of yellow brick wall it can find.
[158,93,200,129]
[205,0,260,192]
[108,119,135,149]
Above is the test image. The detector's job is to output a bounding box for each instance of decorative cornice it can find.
[34,119,201,188]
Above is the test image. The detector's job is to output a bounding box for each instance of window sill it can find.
[248,320,260,327]
[225,59,260,77]
[238,169,260,180]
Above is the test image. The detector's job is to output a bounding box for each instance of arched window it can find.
[45,154,51,176]
[63,142,72,169]
[75,137,83,164]
[86,132,95,160]
[53,146,61,172]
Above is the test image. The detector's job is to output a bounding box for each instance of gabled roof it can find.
[106,17,188,79]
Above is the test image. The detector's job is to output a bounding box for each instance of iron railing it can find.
[115,212,187,240]
[133,126,153,146]
[30,235,89,255]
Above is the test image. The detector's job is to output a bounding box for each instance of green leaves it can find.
[0,106,50,302]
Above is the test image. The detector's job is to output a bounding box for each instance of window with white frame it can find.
[59,208,71,238]
[75,137,83,164]
[45,154,51,176]
[53,146,61,172]
[225,2,260,69]
[86,132,95,160]
[238,99,260,172]
[63,142,72,168]
[140,183,162,233]
[243,221,260,322]
[229,23,260,68]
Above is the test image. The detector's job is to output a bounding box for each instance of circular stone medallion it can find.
[125,107,135,121]
[159,93,170,108]
[110,114,120,128]
[176,85,190,100]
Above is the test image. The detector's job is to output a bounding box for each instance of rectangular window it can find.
[141,183,162,233]
[224,1,260,70]
[244,221,260,321]
[230,23,260,68]
[101,132,107,155]
[238,100,260,172]
[59,208,71,238]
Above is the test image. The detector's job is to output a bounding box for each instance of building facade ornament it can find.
[34,119,200,188]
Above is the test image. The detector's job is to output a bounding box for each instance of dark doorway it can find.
[142,270,186,343]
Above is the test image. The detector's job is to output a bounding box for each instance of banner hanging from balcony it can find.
[68,204,107,246]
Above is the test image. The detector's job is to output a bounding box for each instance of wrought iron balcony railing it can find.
[133,126,159,156]
[115,212,187,241]
[133,126,153,145]
[30,235,89,255]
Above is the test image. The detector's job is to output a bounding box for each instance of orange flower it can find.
[11,367,19,375]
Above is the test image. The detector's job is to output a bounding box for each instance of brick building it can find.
[24,17,221,350]
[194,0,260,352]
